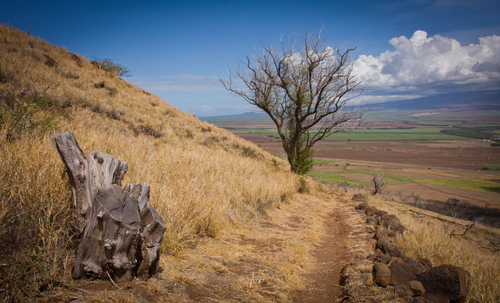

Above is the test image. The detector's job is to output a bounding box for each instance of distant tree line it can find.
[440,126,500,139]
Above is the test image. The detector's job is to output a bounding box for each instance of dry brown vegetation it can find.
[1,25,499,302]
[0,25,298,301]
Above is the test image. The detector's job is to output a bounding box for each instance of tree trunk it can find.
[124,183,165,276]
[52,132,128,236]
[72,184,141,279]
[52,131,166,280]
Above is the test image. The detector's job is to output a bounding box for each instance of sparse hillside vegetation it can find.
[0,25,298,300]
[1,25,499,303]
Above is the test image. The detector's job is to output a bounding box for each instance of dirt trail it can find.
[165,193,354,302]
[49,194,354,302]
[293,205,350,302]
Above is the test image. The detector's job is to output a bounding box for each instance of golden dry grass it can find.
[38,190,337,302]
[156,192,333,302]
[0,24,299,300]
[3,24,499,303]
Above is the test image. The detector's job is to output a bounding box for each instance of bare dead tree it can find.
[372,169,386,195]
[220,29,365,174]
[481,238,500,252]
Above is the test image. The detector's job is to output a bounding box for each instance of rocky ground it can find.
[341,194,471,303]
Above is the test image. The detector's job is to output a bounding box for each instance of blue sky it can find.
[2,0,499,116]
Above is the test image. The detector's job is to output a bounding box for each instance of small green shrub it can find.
[0,83,59,140]
[298,177,310,193]
[292,134,314,175]
[294,146,314,175]
[91,57,131,78]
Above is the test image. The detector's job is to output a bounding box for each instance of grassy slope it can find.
[2,26,498,302]
[0,25,299,299]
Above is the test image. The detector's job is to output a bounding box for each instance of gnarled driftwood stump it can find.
[52,131,166,280]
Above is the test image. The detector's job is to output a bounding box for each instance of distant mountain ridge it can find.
[202,90,500,120]
[365,90,500,111]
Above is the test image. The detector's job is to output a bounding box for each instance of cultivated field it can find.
[208,109,500,219]
[236,133,500,224]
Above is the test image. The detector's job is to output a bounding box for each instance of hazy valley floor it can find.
[236,133,500,226]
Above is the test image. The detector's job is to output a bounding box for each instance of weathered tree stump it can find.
[124,183,165,276]
[52,131,166,280]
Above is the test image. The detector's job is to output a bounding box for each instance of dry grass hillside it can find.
[0,25,299,300]
[1,25,499,303]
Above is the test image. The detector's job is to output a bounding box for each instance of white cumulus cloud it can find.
[354,30,500,100]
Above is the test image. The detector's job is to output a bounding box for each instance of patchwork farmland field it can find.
[230,127,471,141]
[203,106,500,231]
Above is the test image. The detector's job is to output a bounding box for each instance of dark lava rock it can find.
[377,237,404,258]
[366,207,388,217]
[43,54,57,67]
[380,214,405,232]
[418,258,433,271]
[417,264,470,303]
[390,257,404,265]
[366,217,378,225]
[390,262,420,285]
[353,194,367,203]
[412,297,434,303]
[374,230,387,240]
[403,257,428,275]
[393,284,413,297]
[407,280,426,296]
[388,231,398,238]
[375,253,392,264]
[373,262,391,287]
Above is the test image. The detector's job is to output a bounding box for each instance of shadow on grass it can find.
[482,186,500,194]
[408,199,500,229]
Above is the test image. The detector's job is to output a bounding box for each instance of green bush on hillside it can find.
[0,83,59,140]
[91,57,131,78]
[293,135,314,175]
